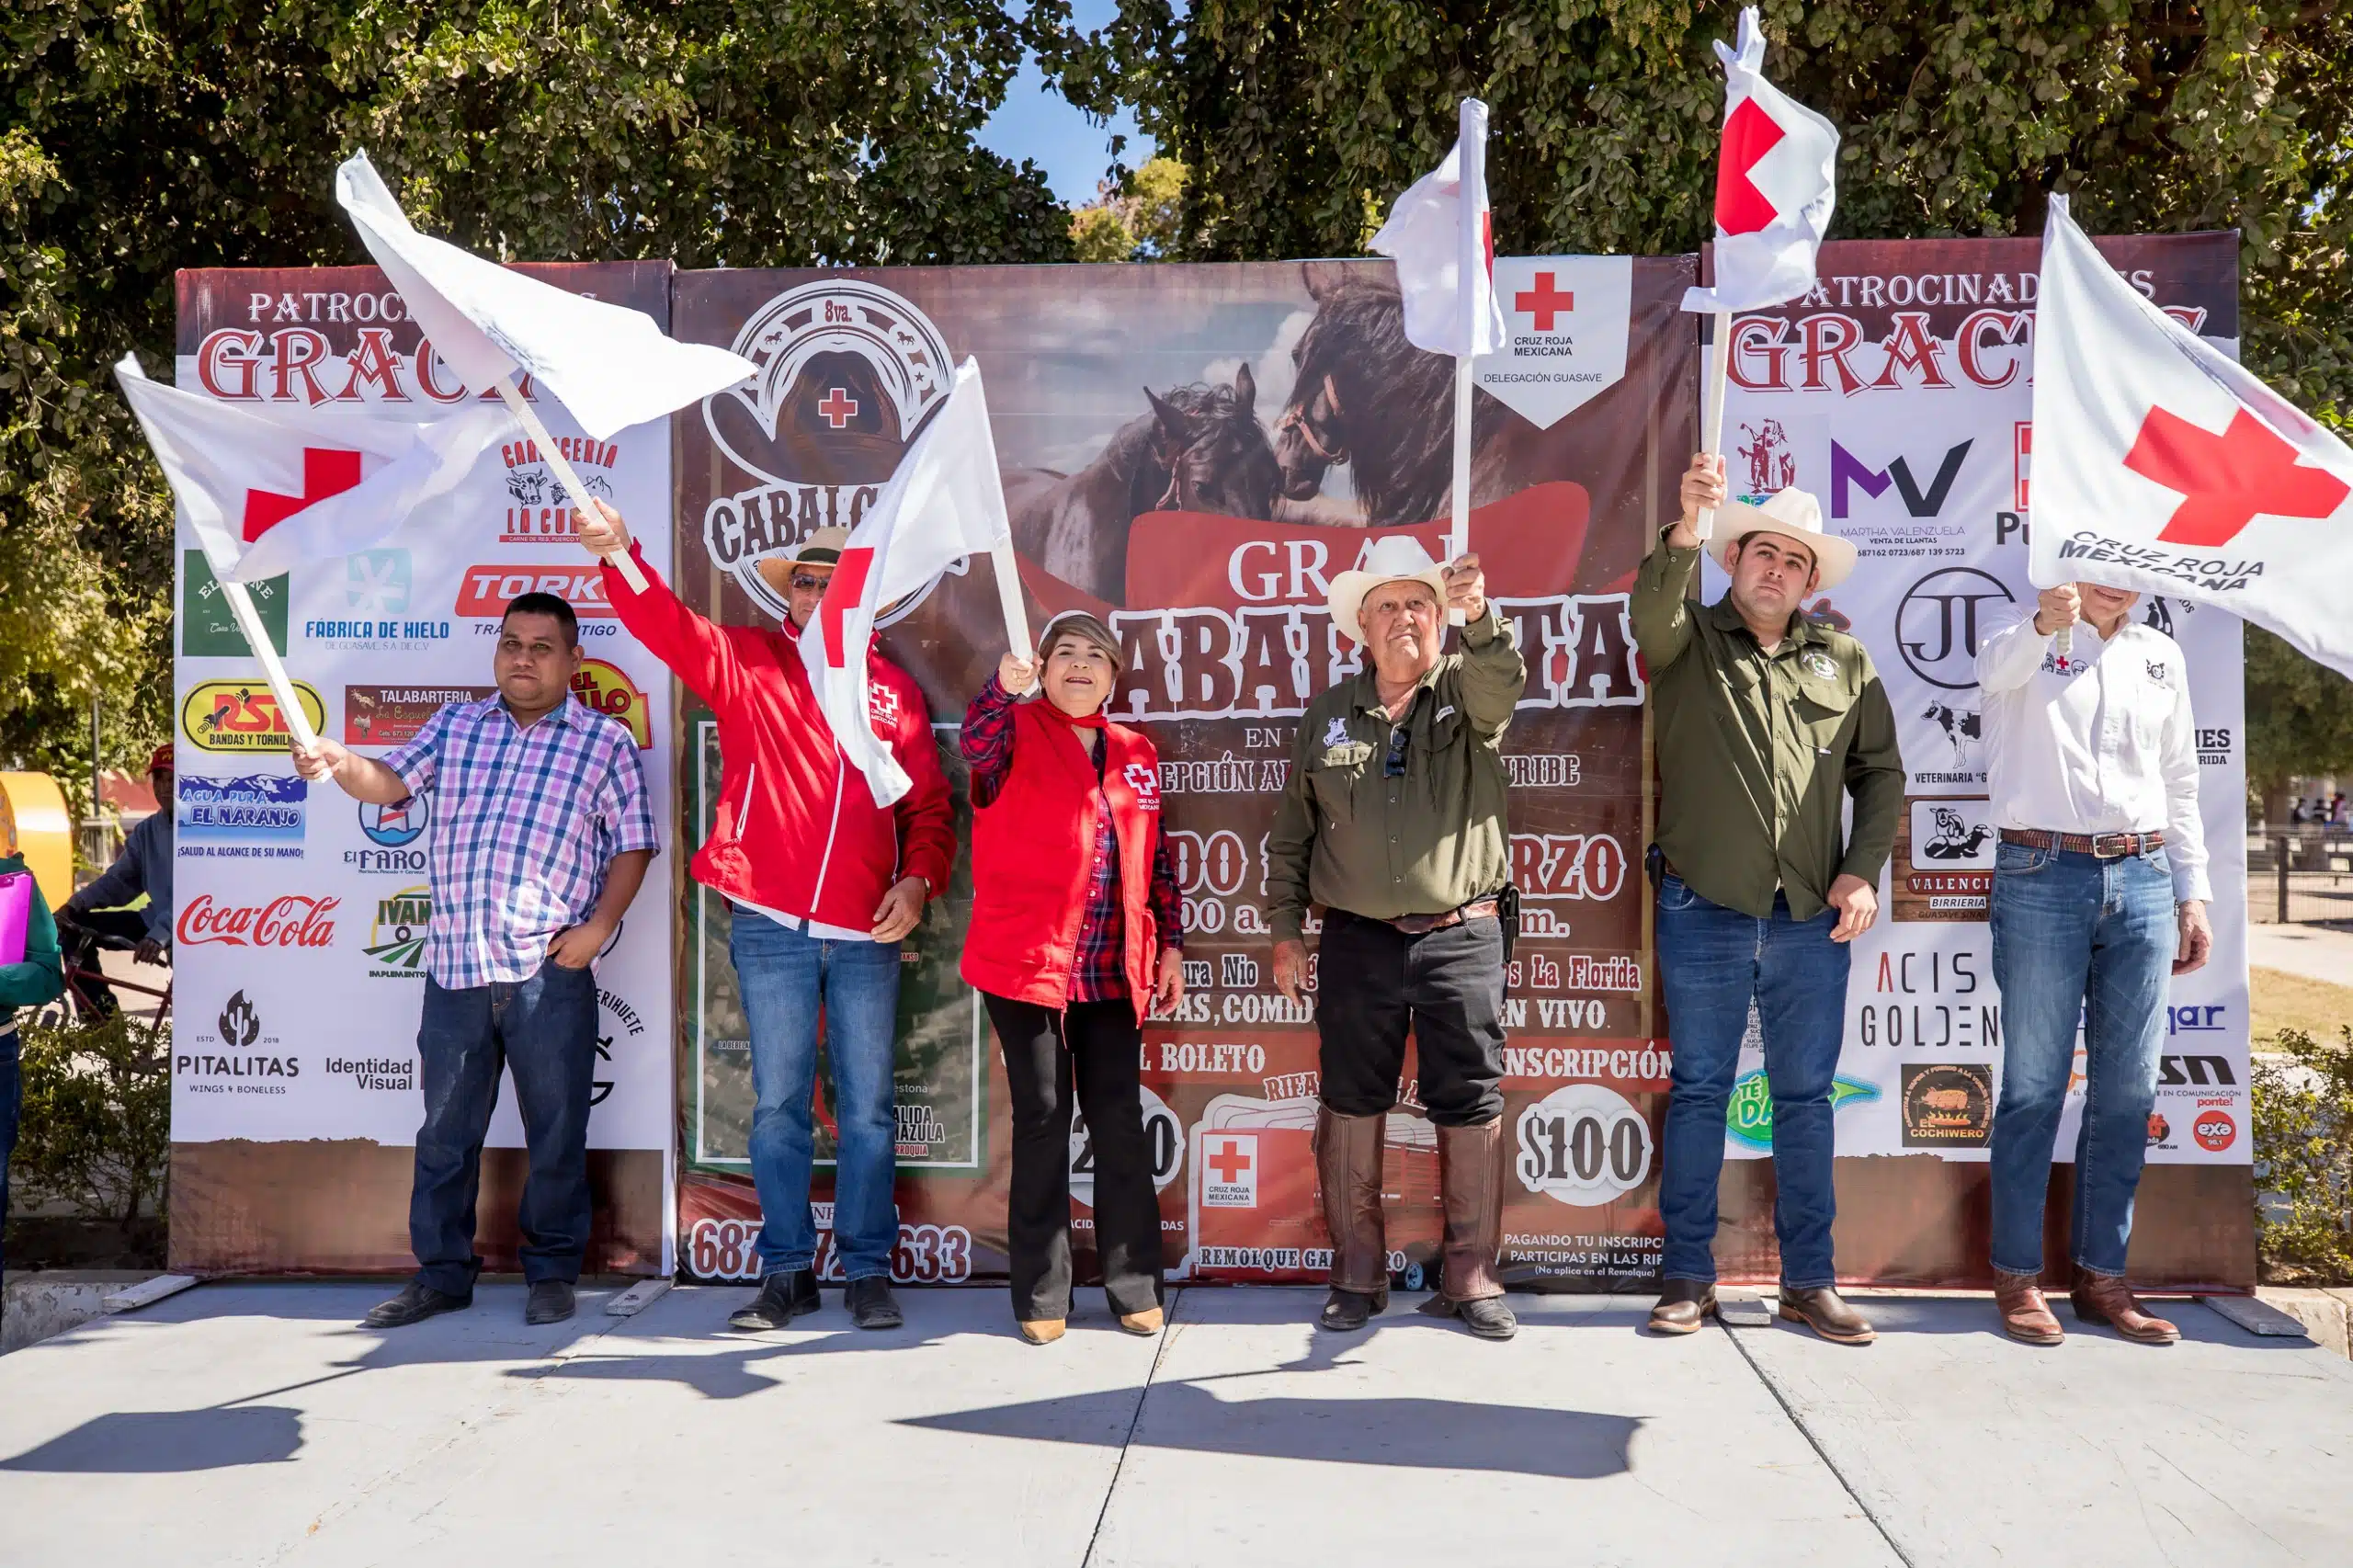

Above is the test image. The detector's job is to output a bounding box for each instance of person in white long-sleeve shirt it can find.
[1974,579,2213,1349]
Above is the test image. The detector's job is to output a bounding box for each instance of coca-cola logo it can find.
[176,892,341,949]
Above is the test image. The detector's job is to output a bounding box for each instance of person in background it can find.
[58,744,176,974]
[294,592,656,1329]
[1,833,67,1327]
[961,612,1184,1346]
[574,503,955,1335]
[1631,454,1904,1345]
[1976,579,2211,1346]
[1266,537,1525,1342]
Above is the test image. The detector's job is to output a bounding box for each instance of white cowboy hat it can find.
[1712,487,1855,591]
[1327,535,1452,646]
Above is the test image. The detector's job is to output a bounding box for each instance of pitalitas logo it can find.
[699,278,955,624]
[181,680,329,754]
[347,795,430,876]
[301,549,452,649]
[176,774,307,860]
[365,885,432,977]
[177,988,301,1095]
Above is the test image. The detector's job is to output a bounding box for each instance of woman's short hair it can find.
[1040,611,1125,676]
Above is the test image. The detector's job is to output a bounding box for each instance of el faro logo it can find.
[571,659,651,747]
[181,680,328,754]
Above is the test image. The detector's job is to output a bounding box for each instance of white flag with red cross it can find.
[1681,7,1839,315]
[115,354,510,584]
[801,357,1013,805]
[1370,98,1508,359]
[2029,194,2353,676]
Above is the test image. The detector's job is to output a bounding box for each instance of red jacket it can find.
[601,547,954,928]
[961,701,1163,1019]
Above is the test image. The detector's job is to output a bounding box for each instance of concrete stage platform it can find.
[2,1283,2347,1565]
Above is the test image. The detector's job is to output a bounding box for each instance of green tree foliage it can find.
[1043,0,2353,767]
[12,1013,172,1228]
[2,0,1073,791]
[2253,1028,2353,1285]
[1068,154,1189,259]
[2245,625,2353,812]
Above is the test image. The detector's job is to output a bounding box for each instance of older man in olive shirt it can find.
[1635,455,1905,1345]
[1268,536,1525,1341]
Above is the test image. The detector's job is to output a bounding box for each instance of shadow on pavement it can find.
[0,1406,303,1472]
[903,1381,1641,1480]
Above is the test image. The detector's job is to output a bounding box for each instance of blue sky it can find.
[976,0,1154,205]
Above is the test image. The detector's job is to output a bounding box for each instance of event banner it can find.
[1709,233,2253,1283]
[169,264,677,1275]
[668,257,1695,1289]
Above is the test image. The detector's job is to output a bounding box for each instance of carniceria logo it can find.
[365,886,431,977]
[1725,1071,1882,1149]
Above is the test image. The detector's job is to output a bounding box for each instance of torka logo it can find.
[2125,406,2349,547]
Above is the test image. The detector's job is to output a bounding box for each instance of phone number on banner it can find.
[687,1219,973,1284]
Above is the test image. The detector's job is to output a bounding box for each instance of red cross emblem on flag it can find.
[2125,406,2350,547]
[1715,97,1787,236]
[244,448,363,542]
[1513,271,1574,331]
[820,547,876,669]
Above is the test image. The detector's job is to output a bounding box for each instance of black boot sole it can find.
[1318,1290,1388,1332]
[365,1297,472,1329]
[729,1294,821,1332]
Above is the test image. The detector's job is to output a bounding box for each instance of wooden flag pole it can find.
[216,577,320,751]
[495,378,651,594]
[1696,309,1733,540]
[1449,354,1473,625]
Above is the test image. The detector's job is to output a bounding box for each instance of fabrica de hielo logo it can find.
[699,279,958,625]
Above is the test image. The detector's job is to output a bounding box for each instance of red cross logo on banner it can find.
[2124,406,2349,547]
[1714,97,1787,236]
[243,448,362,541]
[817,387,859,429]
[1208,1139,1252,1185]
[1514,271,1574,331]
[820,546,876,668]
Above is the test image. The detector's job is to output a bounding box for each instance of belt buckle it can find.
[2091,832,2131,858]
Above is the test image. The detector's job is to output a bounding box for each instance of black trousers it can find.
[1314,909,1507,1127]
[983,994,1165,1322]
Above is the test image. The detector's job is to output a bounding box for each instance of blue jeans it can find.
[1988,842,2175,1278]
[729,915,904,1280]
[1655,875,1850,1290]
[411,960,599,1294]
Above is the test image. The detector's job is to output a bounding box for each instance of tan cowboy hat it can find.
[755,527,851,596]
[1712,487,1855,591]
[1327,535,1451,645]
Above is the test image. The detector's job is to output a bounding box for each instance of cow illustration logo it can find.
[699,279,957,625]
[1921,700,1982,763]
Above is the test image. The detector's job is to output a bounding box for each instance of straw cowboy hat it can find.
[1713,487,1855,591]
[756,526,851,597]
[1327,535,1454,645]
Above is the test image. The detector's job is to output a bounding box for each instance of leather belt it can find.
[2000,827,2165,859]
[1384,897,1500,935]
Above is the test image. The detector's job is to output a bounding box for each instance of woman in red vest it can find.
[962,611,1185,1345]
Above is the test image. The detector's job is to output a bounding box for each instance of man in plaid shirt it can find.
[296,592,656,1329]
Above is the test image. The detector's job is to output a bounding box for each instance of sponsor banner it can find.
[672,256,1689,1286]
[1724,233,2250,1170]
[171,263,678,1275]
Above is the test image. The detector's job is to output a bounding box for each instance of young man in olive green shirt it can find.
[1267,535,1525,1342]
[1635,454,1904,1345]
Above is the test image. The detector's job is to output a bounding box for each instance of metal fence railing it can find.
[2247,826,2353,926]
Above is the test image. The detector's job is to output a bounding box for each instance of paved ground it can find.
[2,1283,2347,1566]
[2246,921,2353,990]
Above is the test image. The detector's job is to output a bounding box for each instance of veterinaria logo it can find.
[699,279,957,625]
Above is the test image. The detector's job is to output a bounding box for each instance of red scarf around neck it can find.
[1033,696,1108,731]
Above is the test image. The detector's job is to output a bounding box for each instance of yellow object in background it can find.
[0,772,74,905]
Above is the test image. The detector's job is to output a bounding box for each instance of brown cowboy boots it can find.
[1417,1119,1518,1341]
[1994,1269,2064,1346]
[1313,1107,1388,1332]
[2069,1266,2181,1344]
